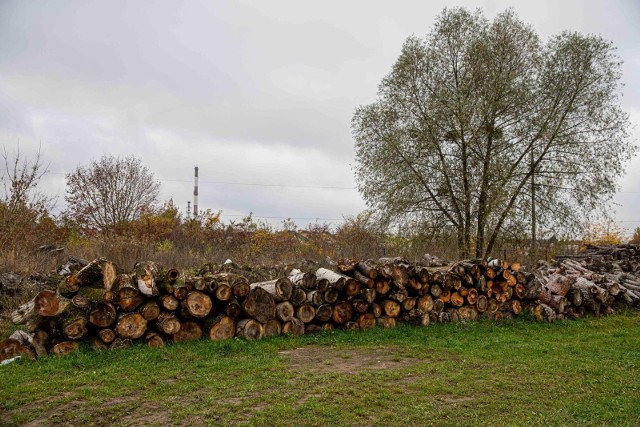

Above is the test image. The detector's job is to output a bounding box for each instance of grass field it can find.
[1,312,639,427]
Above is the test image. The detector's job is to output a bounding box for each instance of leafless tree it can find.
[65,155,161,231]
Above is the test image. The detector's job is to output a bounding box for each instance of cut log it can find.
[115,312,147,340]
[332,302,354,325]
[0,338,35,362]
[288,269,317,290]
[209,316,236,341]
[236,318,264,340]
[382,300,401,318]
[109,338,133,350]
[112,274,145,312]
[60,307,89,340]
[173,321,203,343]
[250,277,293,302]
[157,312,181,335]
[138,300,161,321]
[160,294,180,311]
[51,341,80,357]
[89,303,117,328]
[306,290,324,306]
[375,280,391,295]
[243,288,276,324]
[290,287,307,307]
[376,316,397,329]
[276,301,295,322]
[264,319,282,338]
[145,332,165,347]
[356,261,378,279]
[357,313,376,330]
[214,284,233,302]
[296,304,316,323]
[476,295,489,312]
[353,299,369,314]
[314,304,333,322]
[98,328,116,344]
[417,295,434,313]
[184,291,213,318]
[282,318,305,335]
[225,301,243,318]
[323,288,339,305]
[65,257,117,292]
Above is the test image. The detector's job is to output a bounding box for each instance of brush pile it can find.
[1,244,639,361]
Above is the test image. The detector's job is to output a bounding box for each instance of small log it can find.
[370,302,382,318]
[225,301,243,318]
[145,331,165,347]
[51,341,80,357]
[160,294,180,311]
[476,295,488,312]
[65,257,117,291]
[417,295,434,313]
[289,269,317,290]
[356,261,378,279]
[276,301,295,322]
[215,284,233,302]
[282,318,305,335]
[138,301,161,321]
[89,303,117,328]
[290,287,307,307]
[382,300,401,318]
[296,304,316,323]
[323,288,339,305]
[98,329,116,344]
[157,312,181,335]
[375,280,391,295]
[376,316,397,329]
[109,338,133,350]
[314,304,333,322]
[306,290,324,306]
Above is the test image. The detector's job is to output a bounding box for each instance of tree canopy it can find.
[352,7,634,258]
[65,155,160,231]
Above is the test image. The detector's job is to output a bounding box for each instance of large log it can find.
[184,291,213,318]
[243,288,276,324]
[250,277,293,302]
[65,257,117,292]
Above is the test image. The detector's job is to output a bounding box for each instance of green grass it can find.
[2,312,640,426]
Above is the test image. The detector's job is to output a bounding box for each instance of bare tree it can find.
[352,8,634,258]
[1,145,55,258]
[65,155,161,231]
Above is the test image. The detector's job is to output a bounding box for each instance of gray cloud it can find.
[1,0,638,230]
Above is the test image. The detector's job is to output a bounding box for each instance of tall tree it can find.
[65,155,160,231]
[352,7,633,258]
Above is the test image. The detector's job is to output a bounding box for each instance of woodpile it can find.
[1,244,639,361]
[531,244,640,321]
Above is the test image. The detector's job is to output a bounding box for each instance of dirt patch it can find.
[279,346,423,373]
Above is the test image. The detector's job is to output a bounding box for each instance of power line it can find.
[46,172,355,190]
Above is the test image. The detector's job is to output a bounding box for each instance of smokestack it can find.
[187,201,191,219]
[193,166,199,217]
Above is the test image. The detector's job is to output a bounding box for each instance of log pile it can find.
[2,244,639,361]
[531,244,640,321]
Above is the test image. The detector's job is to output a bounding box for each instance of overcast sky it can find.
[1,0,639,233]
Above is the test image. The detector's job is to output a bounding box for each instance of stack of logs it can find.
[532,244,640,322]
[2,244,639,361]
[0,256,533,360]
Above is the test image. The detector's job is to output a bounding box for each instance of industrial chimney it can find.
[193,166,199,217]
